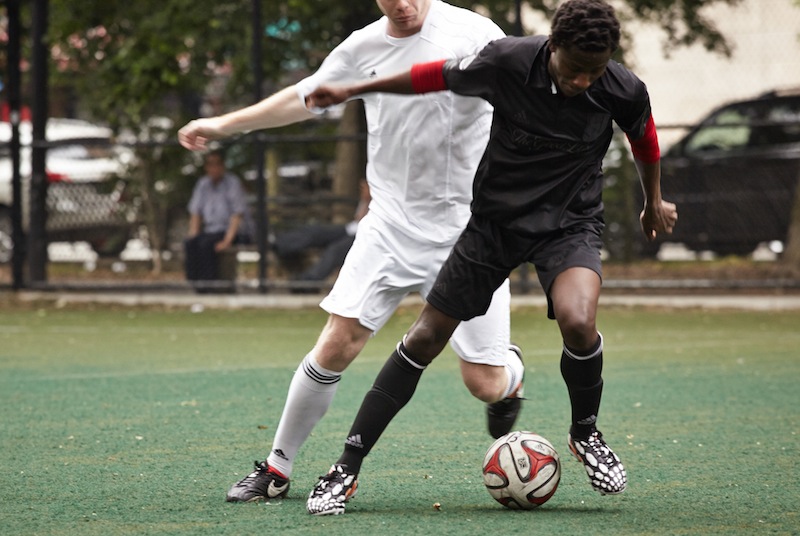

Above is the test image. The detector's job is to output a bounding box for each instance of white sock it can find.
[501,346,525,399]
[266,352,341,477]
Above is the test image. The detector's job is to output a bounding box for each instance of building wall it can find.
[630,0,800,145]
[524,0,800,147]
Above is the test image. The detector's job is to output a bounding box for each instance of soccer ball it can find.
[482,431,561,509]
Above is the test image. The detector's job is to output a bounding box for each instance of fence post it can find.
[6,0,25,289]
[28,0,49,283]
[252,0,269,293]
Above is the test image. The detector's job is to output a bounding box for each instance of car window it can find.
[49,143,117,160]
[683,97,800,156]
[753,101,800,146]
[49,145,91,159]
[684,108,751,155]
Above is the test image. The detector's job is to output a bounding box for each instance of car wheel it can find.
[89,231,130,258]
[0,209,13,264]
[712,243,759,257]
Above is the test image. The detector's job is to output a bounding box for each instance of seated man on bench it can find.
[184,148,252,292]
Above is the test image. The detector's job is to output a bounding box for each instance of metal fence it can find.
[3,119,797,295]
[3,0,800,293]
[0,129,371,293]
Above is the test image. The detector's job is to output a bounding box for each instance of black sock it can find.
[560,335,603,440]
[336,342,426,474]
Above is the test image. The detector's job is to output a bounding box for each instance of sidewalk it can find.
[12,290,800,311]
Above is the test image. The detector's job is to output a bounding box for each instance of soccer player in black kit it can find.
[305,0,678,515]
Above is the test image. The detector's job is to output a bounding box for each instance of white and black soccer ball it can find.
[482,431,561,509]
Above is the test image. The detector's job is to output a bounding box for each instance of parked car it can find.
[0,118,138,263]
[652,88,800,256]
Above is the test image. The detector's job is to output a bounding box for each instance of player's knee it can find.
[315,347,358,372]
[557,311,597,351]
[461,362,507,402]
[314,341,358,371]
[464,378,503,403]
[315,321,371,371]
[403,304,460,364]
[404,325,449,364]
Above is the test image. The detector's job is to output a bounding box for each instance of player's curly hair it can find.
[550,0,620,53]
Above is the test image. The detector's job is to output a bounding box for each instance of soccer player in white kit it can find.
[177,0,525,503]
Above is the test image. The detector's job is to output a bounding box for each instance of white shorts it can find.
[320,212,511,365]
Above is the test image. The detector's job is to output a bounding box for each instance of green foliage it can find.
[41,0,745,129]
[47,0,255,128]
[4,0,750,126]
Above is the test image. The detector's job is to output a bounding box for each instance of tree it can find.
[44,0,743,125]
[44,1,264,272]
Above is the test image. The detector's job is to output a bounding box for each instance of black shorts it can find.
[427,215,603,321]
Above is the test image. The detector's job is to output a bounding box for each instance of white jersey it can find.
[295,0,504,245]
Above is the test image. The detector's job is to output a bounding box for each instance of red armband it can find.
[626,114,660,164]
[410,59,448,94]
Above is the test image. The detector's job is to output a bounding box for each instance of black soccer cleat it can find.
[486,344,525,439]
[306,464,359,515]
[568,429,627,495]
[226,460,290,502]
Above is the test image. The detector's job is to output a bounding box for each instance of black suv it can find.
[654,89,800,256]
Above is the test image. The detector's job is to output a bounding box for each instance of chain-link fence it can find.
[0,126,371,293]
[3,115,797,294]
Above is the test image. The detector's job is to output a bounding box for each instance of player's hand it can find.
[305,85,350,109]
[640,199,677,241]
[177,118,228,151]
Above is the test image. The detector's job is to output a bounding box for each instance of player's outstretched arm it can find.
[305,59,450,109]
[305,70,416,109]
[178,86,314,151]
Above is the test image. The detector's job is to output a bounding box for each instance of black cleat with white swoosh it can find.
[226,461,290,502]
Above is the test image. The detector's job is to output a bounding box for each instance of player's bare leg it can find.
[227,315,370,502]
[551,267,626,494]
[460,345,525,438]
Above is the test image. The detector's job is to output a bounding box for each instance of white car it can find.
[0,118,138,263]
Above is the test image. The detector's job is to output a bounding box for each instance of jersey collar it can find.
[524,37,555,91]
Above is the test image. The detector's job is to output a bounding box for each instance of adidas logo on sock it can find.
[272,448,288,460]
[577,415,598,426]
[345,434,364,449]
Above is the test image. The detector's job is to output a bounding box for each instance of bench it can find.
[216,245,258,282]
[216,244,332,292]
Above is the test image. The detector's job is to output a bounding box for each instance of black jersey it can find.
[442,35,652,236]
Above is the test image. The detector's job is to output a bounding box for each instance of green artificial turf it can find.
[0,302,797,535]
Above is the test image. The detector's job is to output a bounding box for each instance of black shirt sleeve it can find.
[602,63,652,140]
[442,39,503,104]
